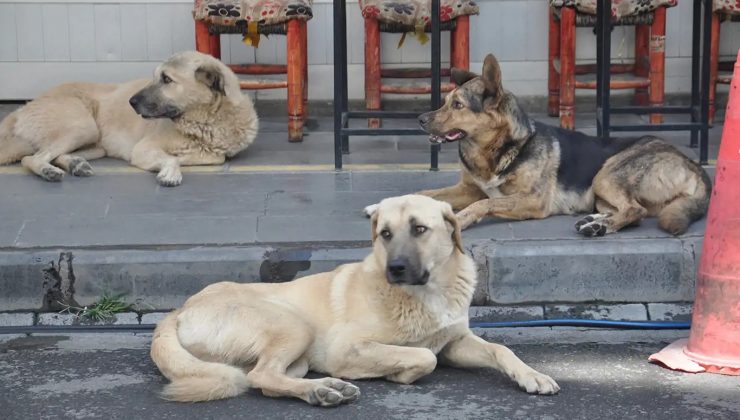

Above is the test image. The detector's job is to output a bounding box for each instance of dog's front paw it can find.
[69,158,94,177]
[363,203,379,218]
[517,370,560,395]
[308,378,360,407]
[41,166,65,182]
[157,166,182,187]
[575,214,609,237]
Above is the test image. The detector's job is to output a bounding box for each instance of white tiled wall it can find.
[0,0,737,100]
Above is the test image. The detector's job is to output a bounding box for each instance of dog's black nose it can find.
[388,259,407,276]
[129,95,141,108]
[418,112,433,126]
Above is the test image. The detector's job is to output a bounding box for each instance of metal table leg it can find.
[332,0,443,170]
[333,0,347,170]
[595,0,712,165]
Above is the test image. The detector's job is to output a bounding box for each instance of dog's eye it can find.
[162,74,173,84]
[414,226,428,235]
[452,100,464,110]
[380,229,392,240]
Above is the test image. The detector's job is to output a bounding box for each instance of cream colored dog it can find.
[150,194,559,406]
[0,51,258,186]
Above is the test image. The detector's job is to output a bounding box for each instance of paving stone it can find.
[162,172,352,195]
[257,215,371,243]
[37,313,77,326]
[140,312,168,325]
[545,304,648,321]
[0,313,34,327]
[350,171,458,192]
[15,215,259,247]
[469,306,544,323]
[265,191,389,216]
[106,193,268,217]
[0,220,23,247]
[648,303,693,322]
[112,312,140,325]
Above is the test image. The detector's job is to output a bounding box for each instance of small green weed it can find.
[59,292,137,322]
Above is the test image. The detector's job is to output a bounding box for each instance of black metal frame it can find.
[333,0,443,170]
[596,0,712,164]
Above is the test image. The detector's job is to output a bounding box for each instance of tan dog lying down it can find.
[151,195,559,406]
[0,51,258,186]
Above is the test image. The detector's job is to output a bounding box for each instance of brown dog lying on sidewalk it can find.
[0,51,258,186]
[150,195,559,406]
[366,55,711,237]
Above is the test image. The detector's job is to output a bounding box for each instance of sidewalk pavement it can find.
[1,331,739,420]
[0,110,722,317]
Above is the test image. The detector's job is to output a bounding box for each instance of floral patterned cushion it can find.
[549,0,677,18]
[360,1,479,27]
[714,0,740,15]
[193,0,313,26]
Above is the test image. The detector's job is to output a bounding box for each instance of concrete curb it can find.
[0,238,701,314]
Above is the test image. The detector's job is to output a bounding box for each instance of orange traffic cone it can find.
[649,50,740,375]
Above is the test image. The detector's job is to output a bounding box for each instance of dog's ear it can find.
[481,54,503,98]
[370,209,380,243]
[195,64,225,95]
[451,68,478,87]
[441,203,464,253]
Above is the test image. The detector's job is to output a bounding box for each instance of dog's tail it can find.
[150,310,250,402]
[658,169,712,235]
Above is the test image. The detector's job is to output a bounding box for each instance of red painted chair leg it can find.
[365,18,382,128]
[287,19,304,142]
[634,24,650,106]
[548,9,560,117]
[559,7,576,130]
[648,7,666,124]
[300,20,309,120]
[195,20,213,55]
[209,33,221,60]
[451,16,470,71]
[709,13,721,124]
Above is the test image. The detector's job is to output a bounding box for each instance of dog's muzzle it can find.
[418,112,467,144]
[129,93,182,120]
[386,258,430,286]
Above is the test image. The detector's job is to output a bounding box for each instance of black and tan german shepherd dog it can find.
[385,54,711,237]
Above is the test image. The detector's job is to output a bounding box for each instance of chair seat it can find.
[714,0,740,16]
[360,1,479,27]
[550,0,676,18]
[193,0,313,27]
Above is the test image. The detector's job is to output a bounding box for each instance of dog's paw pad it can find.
[309,387,345,407]
[41,166,64,182]
[156,167,182,187]
[518,371,560,395]
[324,379,360,401]
[576,220,607,237]
[70,159,94,177]
[363,203,379,218]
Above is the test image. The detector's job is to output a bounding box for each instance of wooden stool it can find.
[193,0,312,142]
[548,0,677,129]
[709,0,740,123]
[359,0,479,127]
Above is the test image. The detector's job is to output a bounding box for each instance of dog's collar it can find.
[492,122,537,175]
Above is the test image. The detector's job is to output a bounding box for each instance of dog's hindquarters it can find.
[577,138,711,236]
[657,167,711,235]
[150,310,251,402]
[0,112,32,166]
